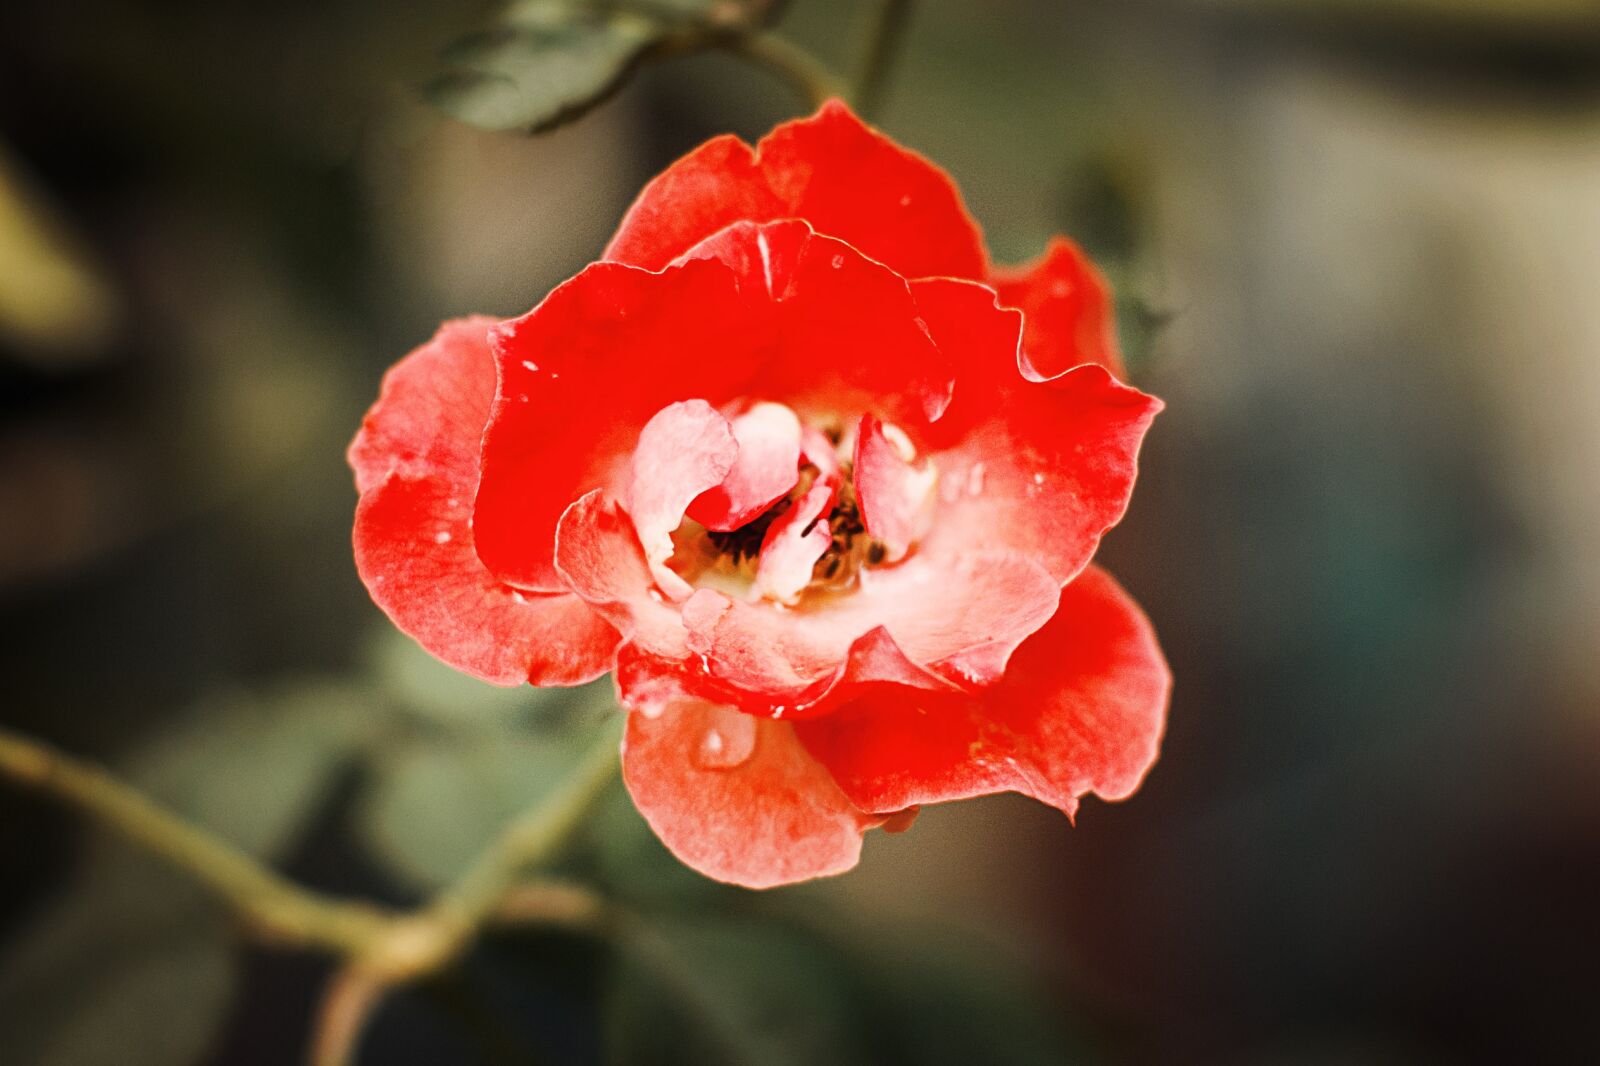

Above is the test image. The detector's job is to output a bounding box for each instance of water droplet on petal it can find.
[434,530,453,544]
[692,706,757,770]
[521,359,538,372]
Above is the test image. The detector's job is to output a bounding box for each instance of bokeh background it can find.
[2,0,1598,1062]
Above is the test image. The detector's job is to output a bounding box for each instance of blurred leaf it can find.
[0,842,235,1066]
[597,897,1092,1066]
[0,145,119,366]
[357,679,617,890]
[606,914,867,1066]
[425,0,778,133]
[582,776,723,904]
[122,678,381,860]
[364,625,538,727]
[855,933,1092,1066]
[1116,291,1175,383]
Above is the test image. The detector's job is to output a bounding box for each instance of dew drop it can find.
[510,590,526,604]
[521,359,538,372]
[692,706,757,770]
[434,530,453,544]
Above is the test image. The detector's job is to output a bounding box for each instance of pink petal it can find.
[796,565,1170,815]
[626,400,738,600]
[553,489,691,664]
[752,465,839,605]
[852,414,937,562]
[683,549,1060,717]
[686,402,802,532]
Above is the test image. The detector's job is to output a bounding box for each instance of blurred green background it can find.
[2,0,1598,1062]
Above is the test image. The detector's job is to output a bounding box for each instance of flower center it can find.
[648,404,935,606]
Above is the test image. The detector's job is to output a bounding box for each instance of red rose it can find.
[351,101,1169,888]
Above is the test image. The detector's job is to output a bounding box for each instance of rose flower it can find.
[351,101,1170,888]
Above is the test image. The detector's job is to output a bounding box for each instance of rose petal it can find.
[853,413,937,562]
[622,697,883,888]
[627,400,738,600]
[992,236,1123,379]
[913,277,1162,585]
[752,464,839,606]
[350,318,620,685]
[796,565,1170,814]
[684,550,1061,716]
[606,100,987,282]
[554,489,690,664]
[678,219,954,426]
[475,258,768,592]
[686,401,803,532]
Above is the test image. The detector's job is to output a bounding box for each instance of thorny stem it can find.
[0,718,621,1063]
[854,0,914,119]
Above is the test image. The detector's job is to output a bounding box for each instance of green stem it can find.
[0,726,390,955]
[854,0,914,119]
[430,716,621,930]
[723,32,849,110]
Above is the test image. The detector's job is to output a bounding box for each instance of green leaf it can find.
[0,678,384,1063]
[605,914,868,1066]
[427,2,670,133]
[356,679,617,890]
[365,625,535,728]
[121,678,380,860]
[856,933,1093,1066]
[424,0,782,133]
[0,843,235,1066]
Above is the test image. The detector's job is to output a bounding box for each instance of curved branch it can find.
[0,726,391,955]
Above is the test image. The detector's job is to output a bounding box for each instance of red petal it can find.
[852,414,936,562]
[677,219,954,426]
[626,400,738,600]
[992,236,1123,379]
[914,277,1163,585]
[796,565,1169,814]
[350,318,620,686]
[475,259,768,592]
[684,550,1060,716]
[349,316,498,494]
[687,402,802,532]
[607,100,987,282]
[622,698,882,888]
